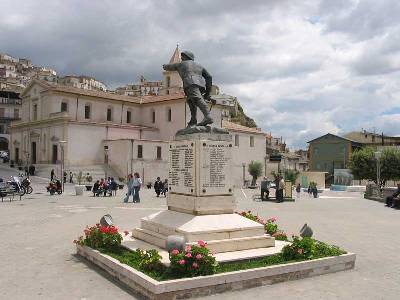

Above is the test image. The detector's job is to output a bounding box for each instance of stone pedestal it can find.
[132,133,275,253]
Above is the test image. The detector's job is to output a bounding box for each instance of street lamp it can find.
[23,151,30,178]
[58,140,67,193]
[374,151,382,192]
[104,146,109,179]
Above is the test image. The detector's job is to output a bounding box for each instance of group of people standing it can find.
[260,176,285,203]
[124,173,142,203]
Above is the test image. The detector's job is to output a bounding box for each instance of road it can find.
[0,164,399,299]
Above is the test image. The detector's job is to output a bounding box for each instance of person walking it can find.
[154,177,163,197]
[162,179,168,197]
[260,177,269,201]
[307,185,312,198]
[50,169,55,181]
[69,171,73,183]
[132,172,142,203]
[295,183,301,199]
[123,174,133,203]
[276,176,285,203]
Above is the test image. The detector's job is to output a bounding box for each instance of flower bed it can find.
[75,222,347,282]
[237,211,288,241]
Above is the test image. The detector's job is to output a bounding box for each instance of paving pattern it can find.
[0,165,399,299]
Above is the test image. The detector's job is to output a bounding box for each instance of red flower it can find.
[171,249,179,255]
[185,252,192,258]
[123,230,129,236]
[178,259,185,265]
[100,226,109,234]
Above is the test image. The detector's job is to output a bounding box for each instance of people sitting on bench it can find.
[385,183,400,208]
[92,180,100,196]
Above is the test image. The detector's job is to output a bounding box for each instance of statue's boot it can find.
[196,98,214,126]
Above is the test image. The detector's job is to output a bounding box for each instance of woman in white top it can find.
[132,172,142,203]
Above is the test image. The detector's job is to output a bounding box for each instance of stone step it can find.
[132,227,274,253]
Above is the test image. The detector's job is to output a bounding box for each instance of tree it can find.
[284,169,300,185]
[349,147,400,186]
[248,161,263,186]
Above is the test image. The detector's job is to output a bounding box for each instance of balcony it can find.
[0,97,22,105]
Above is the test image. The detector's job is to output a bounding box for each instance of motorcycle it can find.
[7,176,26,196]
[47,179,62,195]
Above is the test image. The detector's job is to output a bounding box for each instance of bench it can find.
[0,183,20,202]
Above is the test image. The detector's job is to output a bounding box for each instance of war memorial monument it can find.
[76,50,356,299]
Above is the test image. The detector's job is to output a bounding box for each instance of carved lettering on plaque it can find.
[169,142,195,195]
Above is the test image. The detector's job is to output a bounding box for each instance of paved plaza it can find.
[0,165,399,300]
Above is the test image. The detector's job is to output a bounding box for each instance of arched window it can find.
[84,103,91,119]
[107,106,113,122]
[167,107,172,122]
[126,109,132,124]
[61,100,68,112]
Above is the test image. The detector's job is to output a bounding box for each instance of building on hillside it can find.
[58,75,107,91]
[343,130,400,146]
[0,91,22,150]
[115,76,162,96]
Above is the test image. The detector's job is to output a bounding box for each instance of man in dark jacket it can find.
[260,177,269,201]
[385,183,400,208]
[163,50,213,127]
[154,177,163,197]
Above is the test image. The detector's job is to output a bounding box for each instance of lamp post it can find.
[374,151,382,193]
[24,151,30,178]
[58,141,67,193]
[104,147,109,180]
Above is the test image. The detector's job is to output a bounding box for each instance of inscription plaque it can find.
[169,141,195,195]
[199,141,232,195]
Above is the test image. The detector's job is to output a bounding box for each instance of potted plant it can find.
[85,174,93,191]
[118,177,125,189]
[74,171,85,195]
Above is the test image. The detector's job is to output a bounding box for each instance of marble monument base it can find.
[132,210,275,253]
[167,193,235,215]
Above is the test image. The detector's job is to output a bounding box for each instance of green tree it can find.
[284,169,300,185]
[248,161,263,186]
[349,147,400,186]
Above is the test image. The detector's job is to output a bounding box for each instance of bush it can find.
[237,211,284,237]
[75,224,123,251]
[281,236,345,261]
[169,241,218,277]
[272,231,288,241]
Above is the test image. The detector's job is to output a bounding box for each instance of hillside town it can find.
[1,46,305,187]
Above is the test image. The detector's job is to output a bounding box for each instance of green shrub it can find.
[281,236,345,260]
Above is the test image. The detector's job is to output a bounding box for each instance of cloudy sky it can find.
[1,0,400,149]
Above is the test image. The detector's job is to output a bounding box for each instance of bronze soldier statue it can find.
[163,50,213,127]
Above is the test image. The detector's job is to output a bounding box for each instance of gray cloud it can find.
[1,0,400,148]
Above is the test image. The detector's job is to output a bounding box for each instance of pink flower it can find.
[178,259,185,265]
[185,252,192,258]
[195,254,202,260]
[171,249,179,255]
[197,240,207,247]
[192,262,198,268]
[268,217,277,222]
[185,245,192,252]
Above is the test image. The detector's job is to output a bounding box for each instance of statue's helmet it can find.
[181,50,195,61]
